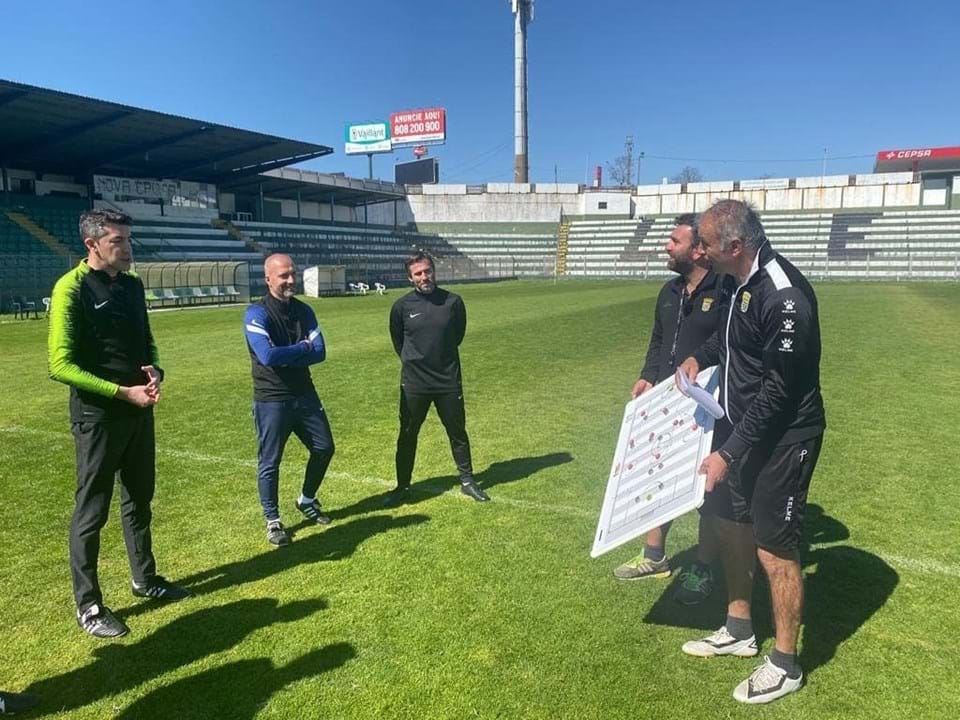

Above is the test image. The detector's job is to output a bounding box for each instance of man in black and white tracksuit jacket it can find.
[386,251,490,506]
[678,200,826,705]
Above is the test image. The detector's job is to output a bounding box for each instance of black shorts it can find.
[729,434,823,552]
[699,419,739,521]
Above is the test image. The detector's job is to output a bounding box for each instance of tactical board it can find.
[590,367,720,558]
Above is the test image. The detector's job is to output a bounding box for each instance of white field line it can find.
[0,425,592,519]
[5,424,959,575]
[883,554,960,579]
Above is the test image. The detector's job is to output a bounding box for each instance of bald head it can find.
[264,253,297,301]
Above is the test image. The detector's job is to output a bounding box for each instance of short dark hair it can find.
[79,209,132,243]
[674,213,701,247]
[404,251,435,275]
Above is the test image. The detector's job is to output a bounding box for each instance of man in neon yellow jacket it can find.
[48,209,190,639]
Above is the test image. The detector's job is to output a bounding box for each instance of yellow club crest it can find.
[701,297,714,312]
[740,291,751,312]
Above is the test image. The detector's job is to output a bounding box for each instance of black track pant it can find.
[70,413,157,612]
[395,388,473,488]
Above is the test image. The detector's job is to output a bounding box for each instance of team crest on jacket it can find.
[740,292,751,312]
[701,297,714,312]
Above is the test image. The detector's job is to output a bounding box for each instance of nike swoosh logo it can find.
[94,300,109,310]
[409,313,421,319]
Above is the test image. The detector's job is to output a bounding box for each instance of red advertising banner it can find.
[876,146,960,162]
[390,108,446,145]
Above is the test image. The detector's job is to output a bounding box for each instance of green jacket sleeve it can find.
[47,270,120,398]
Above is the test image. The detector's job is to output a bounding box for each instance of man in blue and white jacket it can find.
[244,254,334,546]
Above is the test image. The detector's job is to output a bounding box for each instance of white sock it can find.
[298,494,315,506]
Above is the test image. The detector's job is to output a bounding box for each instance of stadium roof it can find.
[0,79,333,182]
[219,168,407,207]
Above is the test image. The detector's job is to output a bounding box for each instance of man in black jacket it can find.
[48,209,190,640]
[614,215,747,608]
[386,252,489,505]
[678,200,826,704]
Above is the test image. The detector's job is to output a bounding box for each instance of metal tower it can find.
[512,0,533,183]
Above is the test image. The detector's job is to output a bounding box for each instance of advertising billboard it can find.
[390,108,446,146]
[395,158,439,185]
[874,145,960,172]
[345,122,392,155]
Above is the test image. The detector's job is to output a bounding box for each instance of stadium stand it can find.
[565,218,650,277]
[3,194,88,255]
[0,208,56,257]
[4,80,960,315]
[560,208,960,280]
[412,222,558,277]
[235,219,484,287]
[131,217,262,262]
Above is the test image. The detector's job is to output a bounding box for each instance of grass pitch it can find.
[1,279,958,719]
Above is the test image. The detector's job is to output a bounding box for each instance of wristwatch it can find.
[717,448,737,467]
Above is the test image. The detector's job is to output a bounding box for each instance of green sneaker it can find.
[613,554,670,580]
[673,561,714,605]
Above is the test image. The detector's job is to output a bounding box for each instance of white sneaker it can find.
[682,626,758,657]
[733,656,803,704]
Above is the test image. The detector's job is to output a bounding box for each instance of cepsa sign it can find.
[876,146,960,162]
[390,108,446,146]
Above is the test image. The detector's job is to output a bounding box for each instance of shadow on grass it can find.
[642,504,898,675]
[118,513,430,621]
[25,598,329,717]
[331,452,574,516]
[115,643,356,719]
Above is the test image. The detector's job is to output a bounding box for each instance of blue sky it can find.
[4,0,958,184]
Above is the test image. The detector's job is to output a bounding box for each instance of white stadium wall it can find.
[842,185,884,208]
[406,190,580,223]
[625,173,926,215]
[886,183,922,206]
[802,187,844,209]
[729,190,769,206]
[356,201,416,226]
[581,191,631,215]
[660,193,696,214]
[762,189,805,210]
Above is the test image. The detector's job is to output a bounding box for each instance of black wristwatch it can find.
[717,448,736,466]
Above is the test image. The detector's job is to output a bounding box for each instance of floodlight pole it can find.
[513,0,533,183]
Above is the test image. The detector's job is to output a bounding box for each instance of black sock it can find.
[770,648,802,679]
[725,614,753,641]
[644,544,665,562]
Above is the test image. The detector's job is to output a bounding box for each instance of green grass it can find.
[1,279,958,719]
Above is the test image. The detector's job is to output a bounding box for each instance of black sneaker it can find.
[295,499,331,525]
[131,575,192,602]
[266,520,291,546]
[673,561,714,605]
[77,604,129,639]
[461,481,490,502]
[0,690,39,715]
[383,486,412,507]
